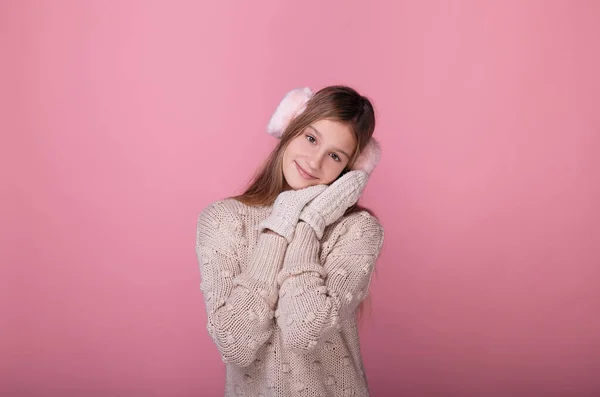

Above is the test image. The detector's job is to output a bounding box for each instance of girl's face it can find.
[282,119,357,190]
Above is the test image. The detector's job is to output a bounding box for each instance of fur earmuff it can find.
[267,87,313,138]
[267,87,381,175]
[353,138,381,175]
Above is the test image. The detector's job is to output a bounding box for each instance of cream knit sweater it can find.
[195,198,384,397]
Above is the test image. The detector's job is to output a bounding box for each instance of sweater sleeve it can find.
[196,201,287,367]
[275,212,384,352]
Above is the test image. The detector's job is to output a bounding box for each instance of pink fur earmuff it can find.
[267,87,381,175]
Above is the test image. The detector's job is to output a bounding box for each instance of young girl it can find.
[196,85,384,397]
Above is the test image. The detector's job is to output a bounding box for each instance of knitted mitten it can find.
[258,184,327,242]
[299,171,369,239]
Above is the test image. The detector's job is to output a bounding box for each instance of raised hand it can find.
[299,170,369,239]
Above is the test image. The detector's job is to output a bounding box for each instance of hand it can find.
[299,170,369,239]
[258,184,327,242]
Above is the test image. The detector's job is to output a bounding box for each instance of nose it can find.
[307,150,326,172]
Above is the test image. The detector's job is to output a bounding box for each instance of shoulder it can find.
[325,210,384,256]
[198,198,247,222]
[196,198,248,243]
[342,210,384,238]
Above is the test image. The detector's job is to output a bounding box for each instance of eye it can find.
[306,134,316,144]
[330,153,341,162]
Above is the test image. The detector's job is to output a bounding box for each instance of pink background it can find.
[2,1,599,396]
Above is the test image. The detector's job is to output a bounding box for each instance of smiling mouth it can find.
[294,161,317,179]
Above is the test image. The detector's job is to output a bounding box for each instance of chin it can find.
[283,169,316,190]
[285,177,311,190]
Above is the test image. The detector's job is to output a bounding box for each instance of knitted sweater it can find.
[195,198,384,397]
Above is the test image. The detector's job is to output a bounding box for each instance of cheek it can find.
[282,142,300,178]
[282,142,295,161]
[283,138,308,161]
[321,161,347,184]
[288,138,304,153]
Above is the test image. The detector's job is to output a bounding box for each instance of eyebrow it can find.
[307,125,352,159]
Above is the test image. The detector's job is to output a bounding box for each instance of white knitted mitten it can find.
[299,170,369,239]
[258,184,327,242]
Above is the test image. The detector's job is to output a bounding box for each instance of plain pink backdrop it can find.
[2,1,599,396]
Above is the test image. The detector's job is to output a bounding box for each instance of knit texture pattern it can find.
[196,198,384,397]
[258,185,327,242]
[299,171,368,239]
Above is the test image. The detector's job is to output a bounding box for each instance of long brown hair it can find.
[232,85,378,319]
